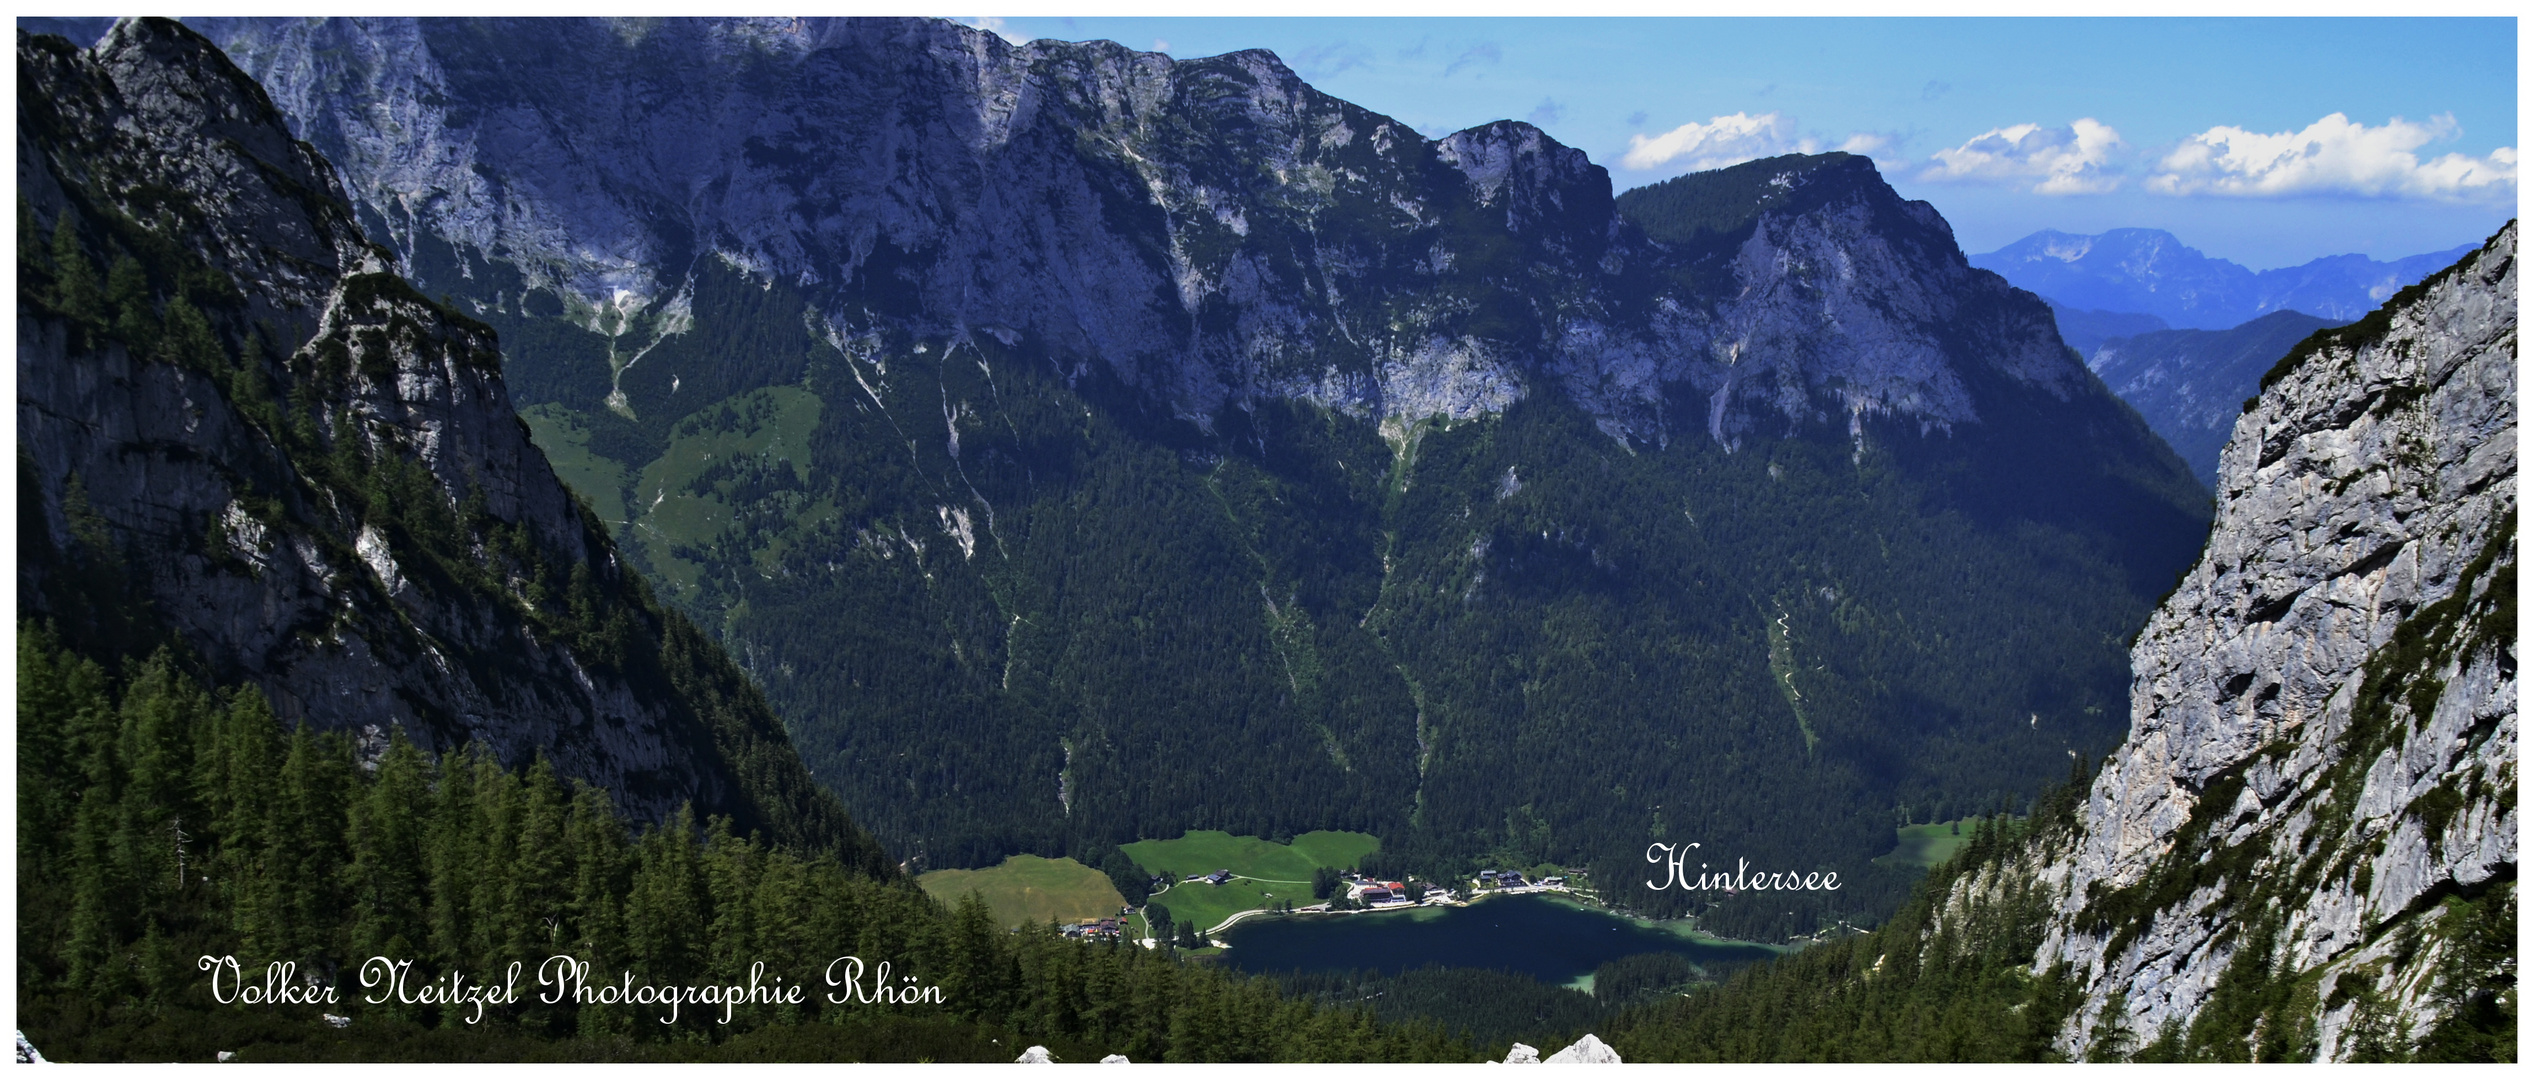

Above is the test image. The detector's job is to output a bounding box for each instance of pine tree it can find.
[427,745,483,974]
[347,729,432,966]
[503,757,572,961]
[49,216,103,336]
[625,805,709,987]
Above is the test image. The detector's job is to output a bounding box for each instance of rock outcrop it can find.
[1543,1033,1624,1063]
[2028,223,2516,1058]
[17,19,884,865]
[197,17,2120,453]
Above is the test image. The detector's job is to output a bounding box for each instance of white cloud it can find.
[2150,113,2515,200]
[1622,113,1800,172]
[1622,113,1892,174]
[954,17,1027,46]
[1836,132,1895,157]
[1923,119,2123,194]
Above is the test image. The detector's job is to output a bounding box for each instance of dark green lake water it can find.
[1215,893,1781,987]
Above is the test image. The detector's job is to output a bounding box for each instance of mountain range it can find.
[1974,228,2476,332]
[15,17,878,865]
[165,15,2212,938]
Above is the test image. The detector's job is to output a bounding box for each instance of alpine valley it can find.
[14,14,2513,1065]
[174,15,2211,942]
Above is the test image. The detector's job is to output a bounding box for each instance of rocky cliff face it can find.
[197,17,2109,454]
[17,19,883,865]
[2024,224,2516,1057]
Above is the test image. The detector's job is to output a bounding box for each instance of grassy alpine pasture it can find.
[916,854,1129,929]
[627,385,830,596]
[1127,831,1378,936]
[1286,831,1384,874]
[1147,879,1295,939]
[1870,821,1975,872]
[1123,830,1378,883]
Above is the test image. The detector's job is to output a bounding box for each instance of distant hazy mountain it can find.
[1974,228,2474,330]
[2088,310,2347,490]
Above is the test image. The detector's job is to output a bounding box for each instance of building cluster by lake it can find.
[1060,915,1127,941]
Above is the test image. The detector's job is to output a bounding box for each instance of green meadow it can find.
[1871,820,1976,872]
[1123,830,1378,883]
[628,385,830,595]
[1125,831,1378,935]
[916,854,1128,929]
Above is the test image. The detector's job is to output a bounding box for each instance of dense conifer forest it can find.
[13,628,1478,1062]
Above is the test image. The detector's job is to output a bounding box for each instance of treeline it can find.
[14,627,1478,1063]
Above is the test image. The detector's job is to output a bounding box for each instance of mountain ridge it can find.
[1611,222,2516,1062]
[2088,309,2349,489]
[1974,227,2477,331]
[16,18,888,869]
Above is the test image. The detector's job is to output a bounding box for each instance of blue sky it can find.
[962,16,2517,269]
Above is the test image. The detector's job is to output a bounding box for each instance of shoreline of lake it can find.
[1213,892,1789,991]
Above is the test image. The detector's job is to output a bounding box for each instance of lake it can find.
[1214,892,1784,990]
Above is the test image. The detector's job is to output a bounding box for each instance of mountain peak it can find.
[1613,151,1886,248]
[1973,226,2488,329]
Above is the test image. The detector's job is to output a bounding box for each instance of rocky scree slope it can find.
[180,16,2208,932]
[16,20,886,868]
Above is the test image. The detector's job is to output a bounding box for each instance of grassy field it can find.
[1122,830,1377,883]
[629,386,828,595]
[519,404,633,529]
[1285,831,1382,873]
[916,855,1128,929]
[1143,879,1297,938]
[1871,820,1975,871]
[1124,830,1377,936]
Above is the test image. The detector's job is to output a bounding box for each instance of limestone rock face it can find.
[15,19,832,837]
[2030,224,2516,1057]
[1544,1033,1624,1063]
[193,16,2119,453]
